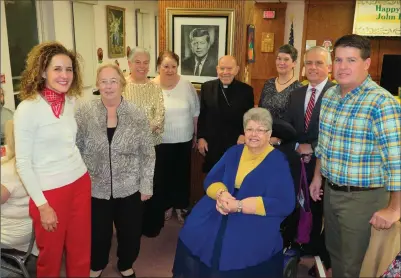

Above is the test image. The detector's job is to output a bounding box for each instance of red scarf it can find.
[42,87,66,118]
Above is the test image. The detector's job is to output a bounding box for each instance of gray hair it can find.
[243,108,273,130]
[304,46,332,65]
[128,47,150,62]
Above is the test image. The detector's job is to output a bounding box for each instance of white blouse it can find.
[161,78,200,144]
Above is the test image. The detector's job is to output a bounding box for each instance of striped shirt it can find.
[315,76,401,191]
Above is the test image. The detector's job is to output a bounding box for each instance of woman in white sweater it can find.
[153,51,200,224]
[13,42,91,277]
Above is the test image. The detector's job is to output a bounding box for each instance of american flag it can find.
[289,20,294,46]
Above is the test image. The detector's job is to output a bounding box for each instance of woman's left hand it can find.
[141,194,152,201]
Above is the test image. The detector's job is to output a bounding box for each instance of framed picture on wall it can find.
[166,8,235,84]
[106,5,126,58]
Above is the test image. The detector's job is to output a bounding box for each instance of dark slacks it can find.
[159,140,192,210]
[142,145,165,237]
[91,192,143,272]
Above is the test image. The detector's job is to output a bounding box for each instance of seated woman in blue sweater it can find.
[173,107,295,278]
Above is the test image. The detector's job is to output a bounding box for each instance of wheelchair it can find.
[1,227,36,278]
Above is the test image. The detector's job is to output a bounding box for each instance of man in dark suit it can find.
[197,55,254,172]
[181,28,218,77]
[282,46,335,270]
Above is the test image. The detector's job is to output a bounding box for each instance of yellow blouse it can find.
[123,78,165,145]
[206,145,274,216]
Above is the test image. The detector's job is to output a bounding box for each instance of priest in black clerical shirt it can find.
[197,55,254,172]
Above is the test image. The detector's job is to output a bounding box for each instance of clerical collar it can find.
[219,79,235,89]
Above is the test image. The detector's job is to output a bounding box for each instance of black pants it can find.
[91,192,143,271]
[159,141,192,210]
[142,145,165,237]
[308,196,324,254]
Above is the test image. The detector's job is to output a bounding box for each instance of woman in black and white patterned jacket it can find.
[75,63,155,278]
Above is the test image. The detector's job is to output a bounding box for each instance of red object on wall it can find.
[263,10,275,19]
[0,74,5,84]
[1,146,6,157]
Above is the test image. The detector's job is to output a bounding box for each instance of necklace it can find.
[276,71,294,85]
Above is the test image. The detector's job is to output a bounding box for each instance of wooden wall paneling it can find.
[243,0,256,88]
[251,3,287,104]
[301,0,401,85]
[300,0,355,79]
[369,39,381,83]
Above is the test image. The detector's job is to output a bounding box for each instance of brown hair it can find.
[96,63,127,92]
[157,51,180,68]
[19,41,83,101]
[334,34,371,60]
[277,44,298,62]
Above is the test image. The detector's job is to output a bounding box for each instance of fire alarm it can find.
[263,10,275,19]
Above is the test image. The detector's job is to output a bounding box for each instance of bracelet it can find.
[216,189,227,199]
[236,200,243,213]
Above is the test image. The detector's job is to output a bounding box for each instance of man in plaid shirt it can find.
[309,34,401,278]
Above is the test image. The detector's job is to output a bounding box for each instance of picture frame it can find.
[106,5,126,58]
[166,8,235,85]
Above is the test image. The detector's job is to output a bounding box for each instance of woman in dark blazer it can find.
[173,107,295,278]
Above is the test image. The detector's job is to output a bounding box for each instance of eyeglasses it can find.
[99,79,119,86]
[245,128,269,135]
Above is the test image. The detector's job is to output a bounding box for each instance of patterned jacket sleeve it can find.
[75,102,86,154]
[136,107,156,195]
[151,85,165,135]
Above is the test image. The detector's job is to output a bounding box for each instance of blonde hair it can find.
[96,63,127,92]
[19,41,83,101]
[1,120,15,165]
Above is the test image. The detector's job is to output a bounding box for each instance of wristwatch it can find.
[237,200,243,213]
[276,140,281,146]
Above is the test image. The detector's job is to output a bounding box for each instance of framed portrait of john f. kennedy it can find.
[166,8,235,84]
[107,5,126,58]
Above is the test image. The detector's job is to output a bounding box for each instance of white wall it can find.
[0,0,15,110]
[93,1,136,75]
[1,0,159,108]
[284,1,305,79]
[53,1,75,49]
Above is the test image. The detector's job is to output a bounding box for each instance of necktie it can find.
[304,88,316,131]
[194,62,201,76]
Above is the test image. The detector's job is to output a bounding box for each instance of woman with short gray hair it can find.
[243,107,273,132]
[173,107,295,277]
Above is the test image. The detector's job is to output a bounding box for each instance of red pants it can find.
[29,172,91,277]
